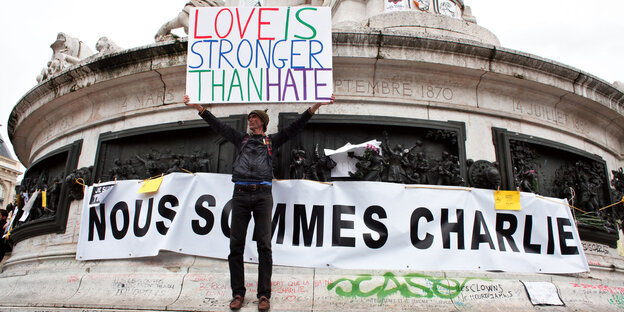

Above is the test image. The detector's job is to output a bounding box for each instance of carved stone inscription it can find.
[511,100,587,133]
[334,79,454,101]
[119,89,175,111]
[334,78,591,136]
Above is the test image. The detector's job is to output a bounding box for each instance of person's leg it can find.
[252,189,274,299]
[228,190,252,299]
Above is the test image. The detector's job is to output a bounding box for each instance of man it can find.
[183,94,334,310]
[0,209,9,261]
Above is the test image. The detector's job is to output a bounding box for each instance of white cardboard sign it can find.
[186,7,333,103]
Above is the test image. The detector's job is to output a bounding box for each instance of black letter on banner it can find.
[410,207,434,249]
[441,209,464,249]
[557,217,579,255]
[495,213,519,252]
[523,215,541,254]
[134,199,153,237]
[363,205,388,249]
[221,199,233,238]
[293,204,324,247]
[546,216,555,254]
[88,204,106,241]
[156,195,178,235]
[110,201,130,240]
[192,195,215,235]
[272,203,286,244]
[471,211,495,250]
[332,205,355,247]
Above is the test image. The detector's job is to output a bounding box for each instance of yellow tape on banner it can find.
[42,190,47,208]
[494,190,521,211]
[138,176,163,194]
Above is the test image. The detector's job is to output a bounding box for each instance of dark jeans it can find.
[228,186,273,299]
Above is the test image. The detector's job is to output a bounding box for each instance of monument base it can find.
[1,247,624,311]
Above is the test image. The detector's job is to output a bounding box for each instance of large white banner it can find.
[76,173,589,273]
[186,7,333,103]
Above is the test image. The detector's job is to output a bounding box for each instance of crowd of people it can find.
[0,200,17,261]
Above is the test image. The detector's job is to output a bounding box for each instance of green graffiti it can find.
[327,272,486,302]
[608,294,624,308]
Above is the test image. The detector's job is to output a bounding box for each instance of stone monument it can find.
[3,1,624,311]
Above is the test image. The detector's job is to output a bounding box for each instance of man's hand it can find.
[309,93,335,114]
[184,95,204,112]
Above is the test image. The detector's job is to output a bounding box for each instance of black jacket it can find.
[199,109,313,182]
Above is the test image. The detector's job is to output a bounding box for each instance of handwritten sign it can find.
[494,190,522,211]
[385,0,409,12]
[186,7,333,103]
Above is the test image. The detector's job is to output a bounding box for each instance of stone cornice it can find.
[8,30,624,164]
[8,40,187,142]
[331,29,624,118]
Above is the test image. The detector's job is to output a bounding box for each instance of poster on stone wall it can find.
[385,0,409,11]
[186,7,333,104]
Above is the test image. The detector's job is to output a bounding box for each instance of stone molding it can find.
[8,31,624,167]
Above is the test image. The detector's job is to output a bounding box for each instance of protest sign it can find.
[186,7,333,103]
[385,0,409,12]
[19,190,40,222]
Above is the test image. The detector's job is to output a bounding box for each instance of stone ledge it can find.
[1,248,624,311]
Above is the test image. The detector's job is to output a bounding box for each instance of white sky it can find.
[0,0,622,166]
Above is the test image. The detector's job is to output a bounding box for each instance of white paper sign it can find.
[76,173,589,274]
[19,190,40,222]
[325,140,382,177]
[88,181,116,207]
[385,0,409,12]
[522,281,564,305]
[186,7,333,103]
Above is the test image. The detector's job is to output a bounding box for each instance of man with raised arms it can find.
[183,94,334,310]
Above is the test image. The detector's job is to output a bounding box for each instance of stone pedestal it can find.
[4,3,624,310]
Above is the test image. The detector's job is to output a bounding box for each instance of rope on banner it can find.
[404,185,473,192]
[311,180,333,185]
[273,179,333,185]
[181,168,197,175]
[599,196,624,211]
[75,178,86,194]
[535,195,587,214]
[138,173,164,183]
[568,187,577,220]
[537,195,624,214]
